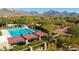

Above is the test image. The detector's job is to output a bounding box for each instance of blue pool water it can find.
[8,28,35,37]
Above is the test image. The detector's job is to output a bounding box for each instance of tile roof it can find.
[7,31,48,44]
[23,34,38,40]
[7,36,25,44]
[35,31,48,37]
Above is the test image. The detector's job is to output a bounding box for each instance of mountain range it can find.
[0,8,79,17]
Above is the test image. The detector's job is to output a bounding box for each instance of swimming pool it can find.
[8,28,35,37]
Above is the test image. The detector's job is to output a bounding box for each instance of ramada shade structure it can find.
[35,31,48,37]
[22,34,38,40]
[7,36,25,44]
[7,34,38,44]
[7,31,48,44]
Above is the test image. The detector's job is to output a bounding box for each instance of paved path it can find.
[53,26,71,36]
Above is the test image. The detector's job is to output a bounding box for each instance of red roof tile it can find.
[35,31,48,37]
[23,34,38,40]
[7,36,25,44]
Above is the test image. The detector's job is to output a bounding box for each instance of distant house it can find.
[6,24,17,27]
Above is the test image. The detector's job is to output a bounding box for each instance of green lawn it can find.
[10,45,29,51]
[9,38,49,51]
[29,38,49,47]
[29,40,43,47]
[0,32,2,36]
[9,41,44,51]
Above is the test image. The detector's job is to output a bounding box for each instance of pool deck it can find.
[0,29,11,49]
[23,25,29,29]
[1,29,12,37]
[0,25,31,49]
[0,25,35,40]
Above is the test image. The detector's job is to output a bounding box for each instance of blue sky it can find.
[14,8,79,13]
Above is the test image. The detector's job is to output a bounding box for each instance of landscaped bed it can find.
[42,38,48,42]
[47,42,56,51]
